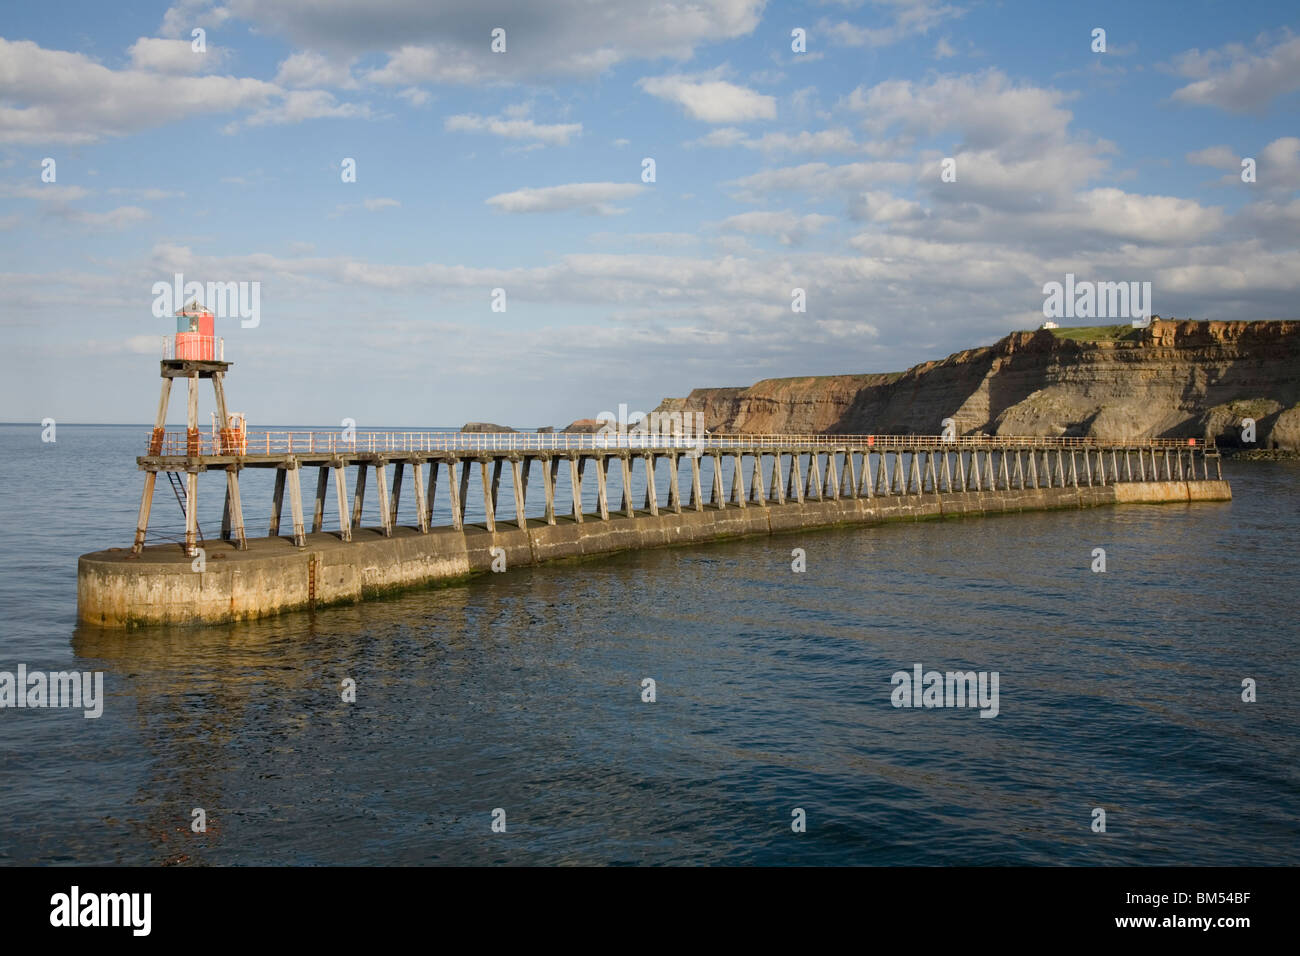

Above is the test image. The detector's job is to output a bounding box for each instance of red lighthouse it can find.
[175,300,216,360]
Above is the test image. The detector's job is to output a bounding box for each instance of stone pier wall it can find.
[77,479,1230,628]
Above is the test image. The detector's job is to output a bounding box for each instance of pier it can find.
[75,328,1231,626]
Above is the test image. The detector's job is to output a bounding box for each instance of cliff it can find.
[654,320,1300,449]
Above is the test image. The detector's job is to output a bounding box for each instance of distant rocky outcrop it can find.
[654,319,1300,450]
[561,419,605,433]
[461,422,517,433]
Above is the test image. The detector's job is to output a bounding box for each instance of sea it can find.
[0,423,1296,865]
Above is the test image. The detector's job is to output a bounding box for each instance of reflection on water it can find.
[1,426,1297,865]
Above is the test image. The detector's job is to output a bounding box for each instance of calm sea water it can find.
[0,423,1296,865]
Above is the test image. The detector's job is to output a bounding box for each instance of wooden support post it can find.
[334,464,351,542]
[749,453,765,505]
[1111,449,1120,484]
[543,457,557,524]
[448,460,464,531]
[1069,450,1079,487]
[594,456,610,521]
[621,456,634,518]
[953,451,965,492]
[413,462,429,533]
[520,458,533,507]
[909,452,922,495]
[845,452,858,499]
[210,371,231,453]
[276,471,298,540]
[132,471,157,553]
[512,459,529,529]
[862,452,875,498]
[390,461,405,528]
[772,453,786,504]
[148,378,172,455]
[184,471,199,554]
[224,469,246,549]
[731,453,745,508]
[787,453,801,502]
[490,459,503,516]
[643,455,659,516]
[1013,451,1024,489]
[352,463,368,528]
[374,461,392,537]
[313,466,329,533]
[824,452,838,499]
[457,458,472,527]
[480,460,495,532]
[807,452,822,500]
[691,454,704,511]
[668,454,682,514]
[1027,451,1038,488]
[426,459,439,528]
[568,457,584,523]
[287,464,306,548]
[221,479,232,540]
[186,372,199,457]
[643,455,656,511]
[892,452,905,495]
[712,453,726,509]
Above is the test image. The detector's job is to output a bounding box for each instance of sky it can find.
[1,0,1298,427]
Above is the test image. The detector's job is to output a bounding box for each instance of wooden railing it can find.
[144,430,1215,458]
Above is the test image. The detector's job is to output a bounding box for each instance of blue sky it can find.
[2,0,1298,426]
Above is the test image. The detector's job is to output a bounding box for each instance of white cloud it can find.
[445,111,581,146]
[691,127,861,153]
[486,182,645,215]
[718,211,836,245]
[128,37,227,74]
[274,51,357,89]
[0,183,91,201]
[0,38,279,144]
[1168,33,1300,112]
[184,0,765,82]
[821,0,964,49]
[52,205,151,229]
[235,90,372,129]
[1187,145,1240,169]
[638,74,776,123]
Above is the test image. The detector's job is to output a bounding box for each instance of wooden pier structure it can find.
[78,350,1232,627]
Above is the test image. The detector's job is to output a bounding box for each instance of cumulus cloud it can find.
[128,37,228,74]
[486,182,645,215]
[638,74,776,123]
[1167,33,1300,112]
[0,38,278,144]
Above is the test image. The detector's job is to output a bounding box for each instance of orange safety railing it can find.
[143,430,1216,458]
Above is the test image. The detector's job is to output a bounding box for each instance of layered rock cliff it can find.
[654,320,1300,449]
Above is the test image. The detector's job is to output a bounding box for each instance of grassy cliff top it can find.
[1043,324,1145,343]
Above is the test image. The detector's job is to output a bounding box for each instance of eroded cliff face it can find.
[655,320,1300,448]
